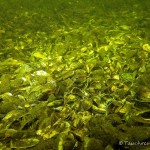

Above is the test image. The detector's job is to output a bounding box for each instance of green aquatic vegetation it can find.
[10,138,39,149]
[0,0,150,149]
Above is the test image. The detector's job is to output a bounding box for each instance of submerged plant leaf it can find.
[10,138,39,148]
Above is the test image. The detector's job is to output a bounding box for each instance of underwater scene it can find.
[0,0,150,149]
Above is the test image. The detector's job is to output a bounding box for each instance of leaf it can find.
[10,138,39,148]
[2,110,23,122]
[120,72,135,82]
[47,100,63,107]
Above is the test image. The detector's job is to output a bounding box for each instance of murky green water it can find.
[0,0,150,149]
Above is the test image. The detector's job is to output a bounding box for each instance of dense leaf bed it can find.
[0,0,150,149]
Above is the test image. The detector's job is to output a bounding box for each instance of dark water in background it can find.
[0,0,149,25]
[0,0,149,47]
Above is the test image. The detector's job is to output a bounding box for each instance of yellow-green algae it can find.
[0,0,150,149]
